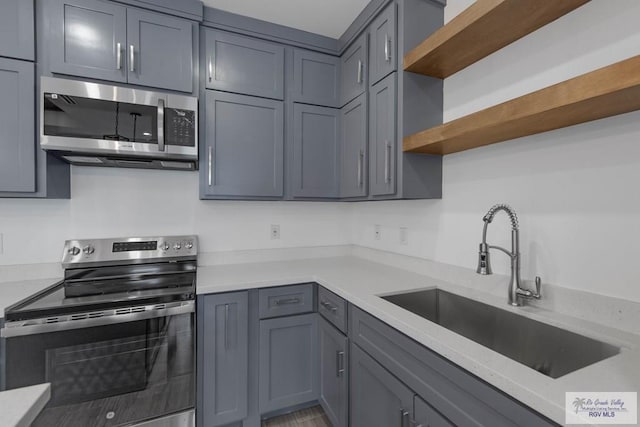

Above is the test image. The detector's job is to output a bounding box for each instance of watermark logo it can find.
[566,392,637,425]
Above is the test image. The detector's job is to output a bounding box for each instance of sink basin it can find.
[381,288,620,378]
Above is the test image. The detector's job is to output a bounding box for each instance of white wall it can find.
[0,167,351,265]
[351,0,640,302]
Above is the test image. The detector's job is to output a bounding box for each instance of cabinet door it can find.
[291,104,340,198]
[350,343,414,427]
[205,30,284,100]
[126,8,193,92]
[340,33,367,107]
[292,49,340,108]
[204,91,284,198]
[414,396,455,427]
[199,292,249,427]
[369,3,397,86]
[0,58,35,192]
[0,0,34,61]
[319,318,348,427]
[369,72,397,196]
[48,0,127,83]
[259,314,318,413]
[340,93,367,198]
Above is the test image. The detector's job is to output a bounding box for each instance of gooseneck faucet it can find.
[476,204,541,306]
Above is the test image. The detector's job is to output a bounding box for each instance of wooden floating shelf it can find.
[403,56,640,155]
[404,0,590,78]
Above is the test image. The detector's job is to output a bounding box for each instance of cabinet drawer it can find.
[318,286,347,333]
[349,306,558,427]
[258,284,315,319]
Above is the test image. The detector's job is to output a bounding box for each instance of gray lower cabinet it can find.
[340,32,367,107]
[205,29,285,100]
[126,8,193,92]
[203,90,284,199]
[292,49,340,108]
[0,0,34,61]
[319,317,348,427]
[368,2,397,86]
[198,292,249,427]
[414,395,455,427]
[0,58,35,193]
[369,72,397,197]
[350,343,414,427]
[340,93,367,198]
[290,103,340,199]
[259,313,318,414]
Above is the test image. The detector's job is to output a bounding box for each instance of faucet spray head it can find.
[476,243,492,275]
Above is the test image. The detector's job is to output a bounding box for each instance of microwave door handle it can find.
[157,99,165,152]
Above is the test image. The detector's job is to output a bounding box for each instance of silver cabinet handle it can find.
[336,350,345,377]
[274,297,300,306]
[320,301,338,313]
[208,57,213,82]
[208,146,213,186]
[224,303,229,350]
[384,141,391,183]
[357,59,363,84]
[129,45,135,72]
[357,149,364,188]
[116,42,122,69]
[157,99,165,152]
[401,409,410,427]
[384,34,391,62]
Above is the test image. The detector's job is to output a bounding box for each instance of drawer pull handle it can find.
[321,301,338,313]
[401,409,410,427]
[336,350,345,377]
[274,297,300,306]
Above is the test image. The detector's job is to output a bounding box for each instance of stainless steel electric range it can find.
[1,235,198,427]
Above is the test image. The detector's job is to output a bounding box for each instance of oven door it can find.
[3,303,194,427]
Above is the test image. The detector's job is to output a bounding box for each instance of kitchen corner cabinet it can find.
[203,90,284,199]
[259,313,319,414]
[47,0,194,92]
[290,103,340,199]
[197,292,249,427]
[0,0,34,61]
[368,3,397,86]
[340,93,368,198]
[292,49,341,108]
[319,317,348,427]
[369,72,397,196]
[340,33,367,107]
[0,58,35,192]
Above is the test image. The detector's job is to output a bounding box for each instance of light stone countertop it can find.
[197,254,640,426]
[0,383,51,427]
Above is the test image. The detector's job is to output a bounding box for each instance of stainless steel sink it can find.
[382,288,620,378]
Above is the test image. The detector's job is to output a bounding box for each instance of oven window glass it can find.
[43,93,159,144]
[5,312,194,427]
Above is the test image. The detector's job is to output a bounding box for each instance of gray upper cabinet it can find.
[369,72,397,197]
[319,317,348,427]
[205,30,285,100]
[0,0,35,61]
[0,58,35,192]
[198,292,249,427]
[259,313,318,413]
[49,0,127,83]
[350,343,414,427]
[291,103,340,199]
[340,93,367,198]
[368,3,397,86]
[340,33,367,107]
[126,8,193,92]
[414,396,455,427]
[292,49,340,108]
[203,90,284,199]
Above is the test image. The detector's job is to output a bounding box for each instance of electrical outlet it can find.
[374,224,381,240]
[399,227,408,245]
[270,224,280,240]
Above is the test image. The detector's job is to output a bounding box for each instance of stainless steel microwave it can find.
[40,77,198,171]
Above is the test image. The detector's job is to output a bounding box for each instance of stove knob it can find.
[173,242,182,250]
[185,241,193,249]
[83,245,95,255]
[68,246,81,256]
[160,242,170,251]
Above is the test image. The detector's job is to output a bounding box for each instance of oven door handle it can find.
[1,301,194,338]
[157,98,165,152]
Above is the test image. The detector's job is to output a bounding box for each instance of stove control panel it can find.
[62,235,198,267]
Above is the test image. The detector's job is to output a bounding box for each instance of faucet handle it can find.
[533,276,542,299]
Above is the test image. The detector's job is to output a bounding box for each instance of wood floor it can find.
[262,405,332,427]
